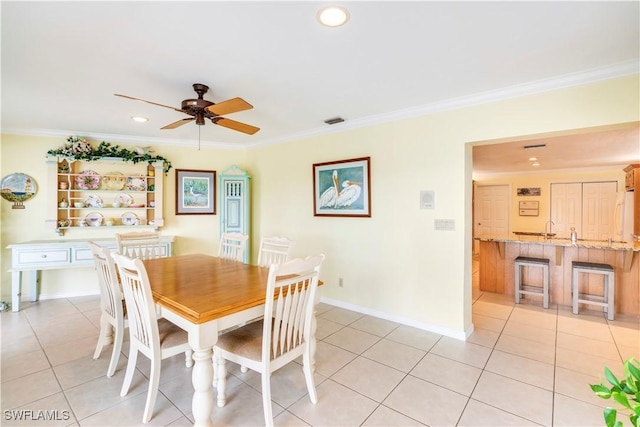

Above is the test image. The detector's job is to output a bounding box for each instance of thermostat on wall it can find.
[420,191,434,209]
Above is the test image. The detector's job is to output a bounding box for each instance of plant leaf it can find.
[628,361,640,382]
[604,407,617,427]
[606,367,622,388]
[613,391,632,410]
[592,383,613,398]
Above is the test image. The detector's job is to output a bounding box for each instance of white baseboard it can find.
[320,296,473,341]
[26,291,100,301]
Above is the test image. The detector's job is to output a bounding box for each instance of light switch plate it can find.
[434,219,455,231]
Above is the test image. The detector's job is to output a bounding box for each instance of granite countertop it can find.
[475,234,640,252]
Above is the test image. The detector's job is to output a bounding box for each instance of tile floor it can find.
[1,258,638,426]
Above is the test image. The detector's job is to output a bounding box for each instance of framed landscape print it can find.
[313,157,371,217]
[175,169,216,215]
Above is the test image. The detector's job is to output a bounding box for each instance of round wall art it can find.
[1,173,38,209]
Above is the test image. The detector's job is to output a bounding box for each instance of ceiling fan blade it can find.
[161,117,194,129]
[115,94,184,113]
[205,97,253,116]
[213,117,260,135]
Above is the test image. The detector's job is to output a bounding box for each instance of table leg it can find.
[216,353,227,407]
[11,270,23,312]
[29,270,41,302]
[179,320,218,427]
[191,347,214,427]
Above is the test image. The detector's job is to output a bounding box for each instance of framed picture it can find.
[313,157,371,217]
[517,187,541,196]
[175,169,216,215]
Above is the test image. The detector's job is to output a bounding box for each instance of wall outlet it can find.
[338,277,344,287]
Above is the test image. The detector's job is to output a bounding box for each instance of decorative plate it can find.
[0,173,37,203]
[85,194,103,208]
[114,193,133,206]
[126,176,146,192]
[85,212,103,227]
[75,170,101,190]
[121,212,138,226]
[103,172,126,190]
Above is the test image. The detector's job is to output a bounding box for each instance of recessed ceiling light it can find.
[317,5,350,27]
[131,116,149,123]
[532,161,541,166]
[528,157,538,161]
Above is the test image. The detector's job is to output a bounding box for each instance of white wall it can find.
[2,74,638,339]
[1,135,248,299]
[248,75,639,338]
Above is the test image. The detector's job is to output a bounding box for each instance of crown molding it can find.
[1,128,245,150]
[248,59,639,147]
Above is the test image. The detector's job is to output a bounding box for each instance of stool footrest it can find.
[520,284,546,294]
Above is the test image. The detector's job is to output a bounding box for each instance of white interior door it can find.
[550,183,582,238]
[551,181,618,240]
[582,181,618,240]
[474,184,509,252]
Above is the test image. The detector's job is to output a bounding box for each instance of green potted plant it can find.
[591,357,640,427]
[47,136,172,174]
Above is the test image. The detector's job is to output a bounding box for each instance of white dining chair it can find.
[112,253,194,424]
[89,241,127,378]
[218,232,248,262]
[116,231,163,260]
[214,254,325,427]
[257,236,294,267]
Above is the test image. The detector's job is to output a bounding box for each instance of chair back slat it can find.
[89,242,123,321]
[116,231,163,260]
[218,232,248,262]
[257,236,293,267]
[112,254,159,352]
[265,256,323,360]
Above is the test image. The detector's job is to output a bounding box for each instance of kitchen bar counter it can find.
[475,235,640,315]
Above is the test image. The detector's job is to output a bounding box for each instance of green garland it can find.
[47,137,172,174]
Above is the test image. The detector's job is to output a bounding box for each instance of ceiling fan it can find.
[115,83,259,135]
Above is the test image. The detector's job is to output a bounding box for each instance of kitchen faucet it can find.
[544,220,555,238]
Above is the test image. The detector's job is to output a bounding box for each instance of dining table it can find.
[142,253,320,427]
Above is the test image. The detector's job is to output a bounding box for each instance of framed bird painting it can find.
[313,157,371,217]
[176,169,216,215]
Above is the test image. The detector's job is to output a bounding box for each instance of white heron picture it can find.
[182,177,210,207]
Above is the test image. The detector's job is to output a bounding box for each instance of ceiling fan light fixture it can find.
[131,116,148,123]
[317,5,349,27]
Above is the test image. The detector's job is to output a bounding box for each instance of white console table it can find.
[7,237,174,311]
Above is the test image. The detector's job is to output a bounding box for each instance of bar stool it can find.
[571,261,615,320]
[514,256,550,309]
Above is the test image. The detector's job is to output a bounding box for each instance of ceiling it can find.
[2,1,639,174]
[473,124,640,178]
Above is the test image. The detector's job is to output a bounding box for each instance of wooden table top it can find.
[143,254,270,324]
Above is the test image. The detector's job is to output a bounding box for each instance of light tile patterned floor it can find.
[1,259,638,426]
